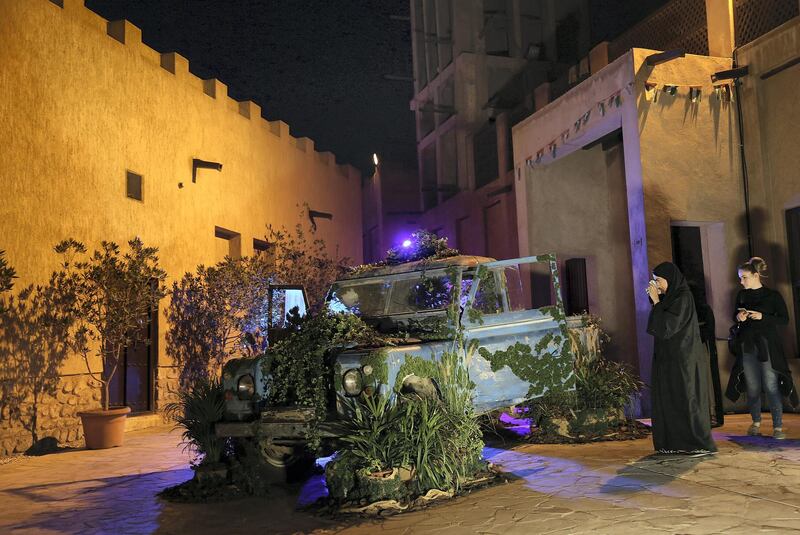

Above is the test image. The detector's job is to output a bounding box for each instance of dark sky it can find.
[86,0,415,175]
[85,1,668,175]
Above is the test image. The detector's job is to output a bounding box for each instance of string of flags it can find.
[527,83,630,166]
[644,81,732,104]
[525,80,733,168]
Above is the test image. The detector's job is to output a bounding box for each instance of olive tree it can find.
[264,206,350,311]
[56,238,167,411]
[165,255,273,389]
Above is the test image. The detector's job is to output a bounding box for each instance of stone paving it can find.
[1,414,800,534]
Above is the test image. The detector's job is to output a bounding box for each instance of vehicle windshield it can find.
[327,279,390,316]
[327,270,472,317]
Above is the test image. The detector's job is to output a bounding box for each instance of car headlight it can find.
[342,368,364,396]
[237,374,255,400]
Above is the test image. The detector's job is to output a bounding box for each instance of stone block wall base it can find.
[0,369,178,457]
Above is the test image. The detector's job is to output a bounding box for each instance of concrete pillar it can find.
[534,82,551,111]
[510,0,524,58]
[705,0,735,57]
[589,42,610,74]
[496,113,510,180]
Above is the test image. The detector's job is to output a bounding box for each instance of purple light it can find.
[402,239,412,248]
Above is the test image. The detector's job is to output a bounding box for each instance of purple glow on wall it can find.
[402,239,412,248]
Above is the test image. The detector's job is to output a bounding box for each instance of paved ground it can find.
[1,414,800,534]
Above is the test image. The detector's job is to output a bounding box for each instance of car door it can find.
[462,254,575,412]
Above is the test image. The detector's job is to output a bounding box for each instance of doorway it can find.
[107,307,157,413]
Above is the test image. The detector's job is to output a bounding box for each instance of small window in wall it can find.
[126,171,143,201]
[253,238,273,263]
[564,258,589,315]
[215,226,241,260]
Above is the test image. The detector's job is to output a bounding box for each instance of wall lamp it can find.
[192,158,223,183]
[308,209,333,231]
[710,66,749,83]
[645,49,685,66]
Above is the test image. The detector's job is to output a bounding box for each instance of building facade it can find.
[512,0,800,413]
[0,0,362,454]
[408,0,591,259]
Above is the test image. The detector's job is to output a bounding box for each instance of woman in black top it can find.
[646,262,717,455]
[725,257,798,439]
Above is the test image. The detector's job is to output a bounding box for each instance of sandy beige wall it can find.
[737,18,800,362]
[0,0,362,453]
[0,0,362,378]
[632,49,750,406]
[525,142,639,369]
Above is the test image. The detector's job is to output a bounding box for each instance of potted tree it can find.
[56,238,166,449]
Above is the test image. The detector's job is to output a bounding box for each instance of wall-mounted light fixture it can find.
[192,158,223,183]
[645,49,685,66]
[710,66,749,83]
[308,209,333,231]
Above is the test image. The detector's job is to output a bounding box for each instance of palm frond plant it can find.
[165,377,227,466]
[327,288,486,502]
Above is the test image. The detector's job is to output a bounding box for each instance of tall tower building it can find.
[409,0,590,259]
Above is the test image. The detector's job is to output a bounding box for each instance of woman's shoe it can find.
[773,428,787,440]
[747,423,761,436]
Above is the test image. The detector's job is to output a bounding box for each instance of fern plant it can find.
[165,378,226,466]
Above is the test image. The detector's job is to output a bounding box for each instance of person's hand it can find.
[646,281,660,304]
[736,309,749,322]
[747,310,763,320]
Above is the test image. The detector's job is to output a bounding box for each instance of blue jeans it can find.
[742,349,783,428]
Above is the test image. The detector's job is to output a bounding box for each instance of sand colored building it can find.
[0,0,362,454]
[512,0,800,413]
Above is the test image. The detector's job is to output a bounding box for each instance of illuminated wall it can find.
[0,0,362,453]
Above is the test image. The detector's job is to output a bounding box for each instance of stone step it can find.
[125,413,169,432]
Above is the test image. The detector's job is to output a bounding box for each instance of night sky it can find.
[85,1,668,176]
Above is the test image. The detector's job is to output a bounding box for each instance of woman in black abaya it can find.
[646,262,717,455]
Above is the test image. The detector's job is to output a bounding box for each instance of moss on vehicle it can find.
[477,338,576,400]
[392,354,442,393]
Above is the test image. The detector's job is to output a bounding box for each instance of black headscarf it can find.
[653,262,690,307]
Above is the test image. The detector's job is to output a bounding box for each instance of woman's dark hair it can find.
[738,256,768,278]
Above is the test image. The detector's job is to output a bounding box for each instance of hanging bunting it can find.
[582,110,591,125]
[535,149,544,164]
[574,118,582,133]
[598,101,606,116]
[663,84,678,96]
[561,129,570,144]
[624,82,634,95]
[713,84,731,103]
[688,86,701,102]
[548,141,557,158]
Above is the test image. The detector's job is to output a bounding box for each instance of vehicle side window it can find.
[269,288,307,327]
[472,270,504,314]
[505,262,554,311]
[469,259,556,316]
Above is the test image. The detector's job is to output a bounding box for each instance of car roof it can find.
[336,255,496,281]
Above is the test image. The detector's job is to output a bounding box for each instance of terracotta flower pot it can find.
[78,406,131,449]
